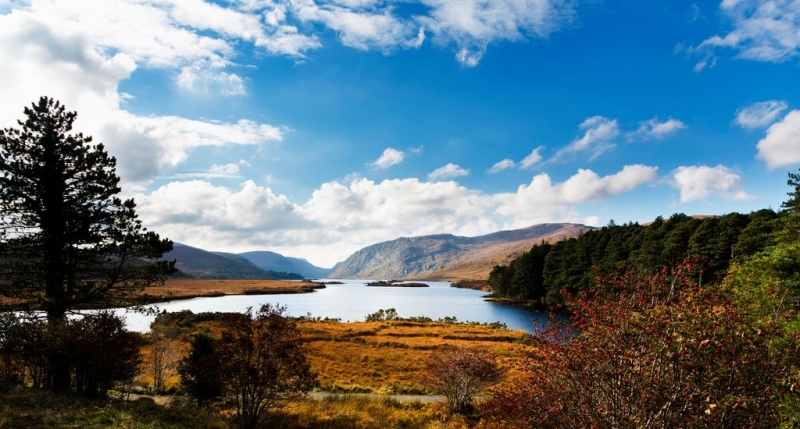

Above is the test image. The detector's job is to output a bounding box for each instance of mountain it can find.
[164,244,302,279]
[240,251,331,279]
[328,223,593,281]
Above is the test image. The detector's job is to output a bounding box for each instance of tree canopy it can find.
[0,97,174,320]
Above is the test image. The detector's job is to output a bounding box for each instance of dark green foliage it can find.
[365,308,399,321]
[71,311,143,398]
[0,97,173,392]
[178,333,225,407]
[491,211,778,304]
[732,209,780,258]
[0,312,141,396]
[0,97,174,319]
[782,169,800,212]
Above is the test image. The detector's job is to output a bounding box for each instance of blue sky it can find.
[1,0,799,267]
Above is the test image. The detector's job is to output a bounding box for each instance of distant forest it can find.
[489,209,782,305]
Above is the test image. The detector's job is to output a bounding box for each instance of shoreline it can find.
[0,278,326,311]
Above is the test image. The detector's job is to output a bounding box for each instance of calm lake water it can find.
[117,279,548,334]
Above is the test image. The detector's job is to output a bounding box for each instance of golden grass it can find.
[137,278,322,300]
[136,319,535,396]
[271,395,472,429]
[298,320,533,394]
[0,278,321,309]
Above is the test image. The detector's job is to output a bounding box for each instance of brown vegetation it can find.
[0,278,324,310]
[138,278,323,300]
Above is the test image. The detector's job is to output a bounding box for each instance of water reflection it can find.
[118,279,549,334]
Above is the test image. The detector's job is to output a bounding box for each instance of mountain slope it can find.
[328,223,593,280]
[164,244,301,279]
[240,251,331,279]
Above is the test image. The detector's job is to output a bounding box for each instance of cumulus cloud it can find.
[135,165,660,267]
[496,164,659,207]
[488,159,516,173]
[371,147,405,169]
[554,116,619,162]
[757,109,800,169]
[670,165,751,203]
[428,163,470,180]
[628,117,686,141]
[0,1,288,188]
[692,0,800,69]
[735,100,789,129]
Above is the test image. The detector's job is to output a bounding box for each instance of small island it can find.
[365,280,430,287]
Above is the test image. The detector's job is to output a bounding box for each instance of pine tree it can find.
[0,97,174,391]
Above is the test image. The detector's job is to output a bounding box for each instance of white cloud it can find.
[670,165,751,203]
[177,60,246,95]
[428,163,470,180]
[629,117,686,141]
[488,159,516,173]
[493,165,659,228]
[496,165,659,207]
[291,0,417,51]
[371,147,405,169]
[101,114,283,184]
[0,2,287,188]
[456,46,487,67]
[519,146,545,169]
[554,116,619,161]
[489,146,543,173]
[419,0,578,66]
[692,0,800,68]
[757,109,800,169]
[137,179,308,233]
[735,100,789,129]
[133,163,664,267]
[174,162,247,179]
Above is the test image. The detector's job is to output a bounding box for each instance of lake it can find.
[118,279,548,334]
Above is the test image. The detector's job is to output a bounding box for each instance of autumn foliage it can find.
[423,346,502,415]
[487,260,798,428]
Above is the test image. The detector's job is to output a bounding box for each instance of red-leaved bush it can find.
[485,261,798,428]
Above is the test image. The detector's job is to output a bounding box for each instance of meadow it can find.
[1,315,534,428]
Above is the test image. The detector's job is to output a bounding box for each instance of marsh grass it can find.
[297,320,532,394]
[266,395,472,429]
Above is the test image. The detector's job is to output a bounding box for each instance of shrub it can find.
[220,304,317,429]
[487,261,797,428]
[423,346,502,415]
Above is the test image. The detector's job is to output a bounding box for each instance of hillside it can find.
[328,223,593,280]
[164,244,302,279]
[240,251,331,279]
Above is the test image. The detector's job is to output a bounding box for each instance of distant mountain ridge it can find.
[328,223,593,280]
[165,244,305,279]
[240,251,331,279]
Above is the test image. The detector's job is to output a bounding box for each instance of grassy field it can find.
[143,316,534,395]
[297,320,532,394]
[0,278,322,309]
[3,318,534,428]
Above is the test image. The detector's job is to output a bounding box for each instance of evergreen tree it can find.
[782,169,800,212]
[0,97,173,391]
[179,333,225,407]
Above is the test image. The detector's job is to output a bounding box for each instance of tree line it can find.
[488,209,783,305]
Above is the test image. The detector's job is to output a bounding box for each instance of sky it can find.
[1,0,800,268]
